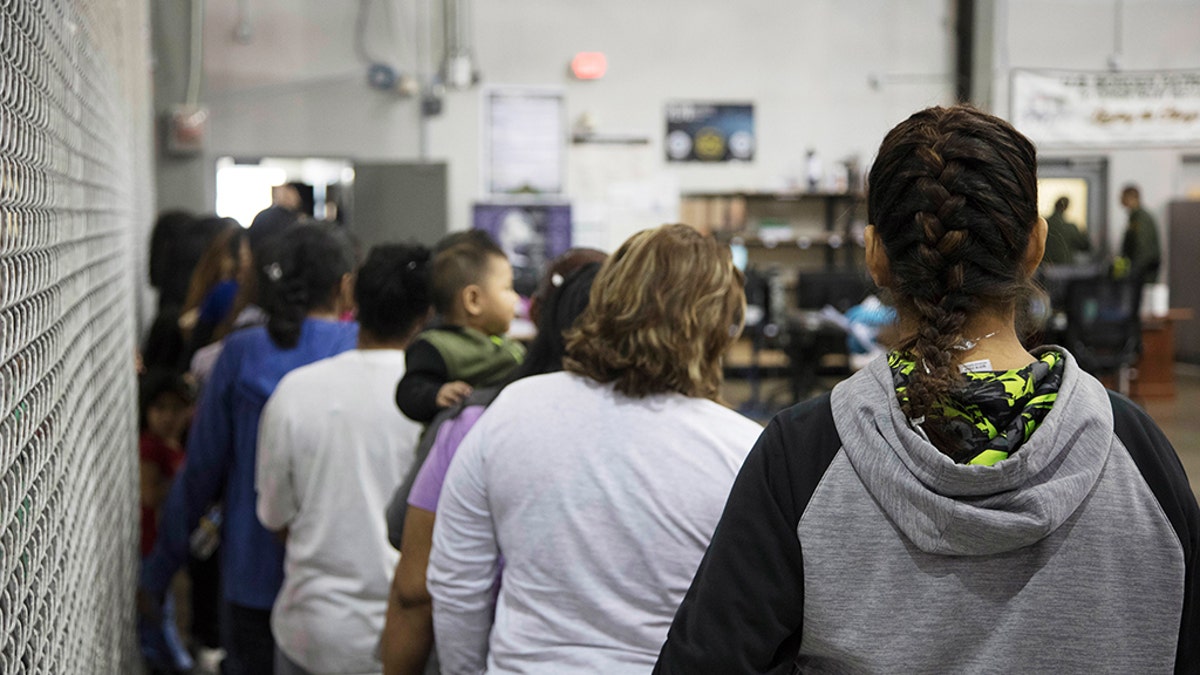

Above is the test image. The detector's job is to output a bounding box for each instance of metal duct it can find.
[441,0,477,89]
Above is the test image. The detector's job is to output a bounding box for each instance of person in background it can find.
[394,235,524,424]
[137,369,196,674]
[149,210,196,313]
[156,215,237,314]
[1118,184,1162,283]
[141,225,359,675]
[179,225,254,361]
[255,244,433,675]
[413,230,505,330]
[426,224,763,673]
[381,248,606,675]
[654,106,1198,673]
[248,192,301,260]
[1042,196,1090,265]
[138,370,195,558]
[177,227,260,673]
[141,310,187,375]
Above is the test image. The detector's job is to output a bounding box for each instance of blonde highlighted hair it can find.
[564,224,745,401]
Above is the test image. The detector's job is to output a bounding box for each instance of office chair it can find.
[1063,274,1143,395]
[730,266,791,417]
[1035,262,1106,345]
[786,269,872,400]
[795,270,871,313]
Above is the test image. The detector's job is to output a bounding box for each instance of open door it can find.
[1038,157,1109,257]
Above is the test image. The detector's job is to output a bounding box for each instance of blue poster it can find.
[665,102,755,162]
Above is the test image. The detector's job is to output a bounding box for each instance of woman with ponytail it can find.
[656,106,1198,673]
[141,224,359,675]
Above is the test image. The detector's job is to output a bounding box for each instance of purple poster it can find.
[472,202,572,297]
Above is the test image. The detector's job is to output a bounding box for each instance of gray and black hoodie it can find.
[655,349,1199,673]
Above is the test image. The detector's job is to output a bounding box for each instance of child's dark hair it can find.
[433,229,498,255]
[257,224,356,348]
[354,244,433,342]
[867,105,1039,445]
[138,368,195,431]
[508,261,603,382]
[429,234,506,315]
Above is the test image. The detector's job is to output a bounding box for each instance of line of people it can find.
[137,104,1197,675]
[138,203,304,673]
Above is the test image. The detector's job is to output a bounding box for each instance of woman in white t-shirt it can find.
[256,244,432,675]
[426,225,763,674]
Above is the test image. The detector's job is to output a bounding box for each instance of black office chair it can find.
[735,266,779,417]
[1063,274,1143,395]
[1035,262,1107,345]
[795,270,871,313]
[786,270,872,401]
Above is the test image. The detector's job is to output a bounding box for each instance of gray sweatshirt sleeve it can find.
[427,423,498,674]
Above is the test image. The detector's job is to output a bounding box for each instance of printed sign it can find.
[1011,69,1200,146]
[665,102,755,162]
[485,88,565,194]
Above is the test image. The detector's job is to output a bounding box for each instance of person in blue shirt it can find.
[141,224,359,675]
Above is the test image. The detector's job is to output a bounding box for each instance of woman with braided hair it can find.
[655,106,1198,673]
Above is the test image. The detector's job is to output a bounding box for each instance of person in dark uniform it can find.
[1042,196,1090,265]
[1119,184,1162,283]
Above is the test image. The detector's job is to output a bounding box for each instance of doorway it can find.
[1038,156,1109,257]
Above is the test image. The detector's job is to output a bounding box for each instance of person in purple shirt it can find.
[140,225,358,675]
[381,250,605,675]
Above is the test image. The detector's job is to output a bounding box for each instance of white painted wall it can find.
[167,0,1200,249]
[192,0,955,234]
[981,0,1200,256]
[202,0,423,159]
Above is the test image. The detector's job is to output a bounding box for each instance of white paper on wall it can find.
[568,143,679,252]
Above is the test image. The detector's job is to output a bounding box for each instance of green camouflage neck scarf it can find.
[888,350,1065,466]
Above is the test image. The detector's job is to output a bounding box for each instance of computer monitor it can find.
[796,270,871,312]
[1038,262,1106,314]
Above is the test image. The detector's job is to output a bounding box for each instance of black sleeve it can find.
[395,339,449,424]
[149,219,173,289]
[654,394,842,674]
[1109,392,1200,674]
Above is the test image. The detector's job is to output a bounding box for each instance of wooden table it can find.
[1129,308,1195,400]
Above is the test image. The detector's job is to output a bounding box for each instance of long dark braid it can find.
[258,224,355,349]
[867,106,1039,441]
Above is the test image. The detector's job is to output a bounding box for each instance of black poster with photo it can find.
[665,102,755,163]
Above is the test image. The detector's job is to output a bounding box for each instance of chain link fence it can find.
[2,0,152,670]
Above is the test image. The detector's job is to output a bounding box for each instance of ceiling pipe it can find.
[440,0,478,89]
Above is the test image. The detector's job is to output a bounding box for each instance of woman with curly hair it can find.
[426,224,762,674]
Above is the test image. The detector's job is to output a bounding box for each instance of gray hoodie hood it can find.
[830,349,1113,556]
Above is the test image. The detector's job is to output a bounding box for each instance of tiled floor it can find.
[722,363,1200,502]
[1141,365,1200,502]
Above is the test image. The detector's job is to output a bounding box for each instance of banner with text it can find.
[1011,69,1200,146]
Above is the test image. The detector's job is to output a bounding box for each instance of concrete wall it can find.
[154,1,1200,253]
[154,0,955,235]
[976,0,1200,257]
